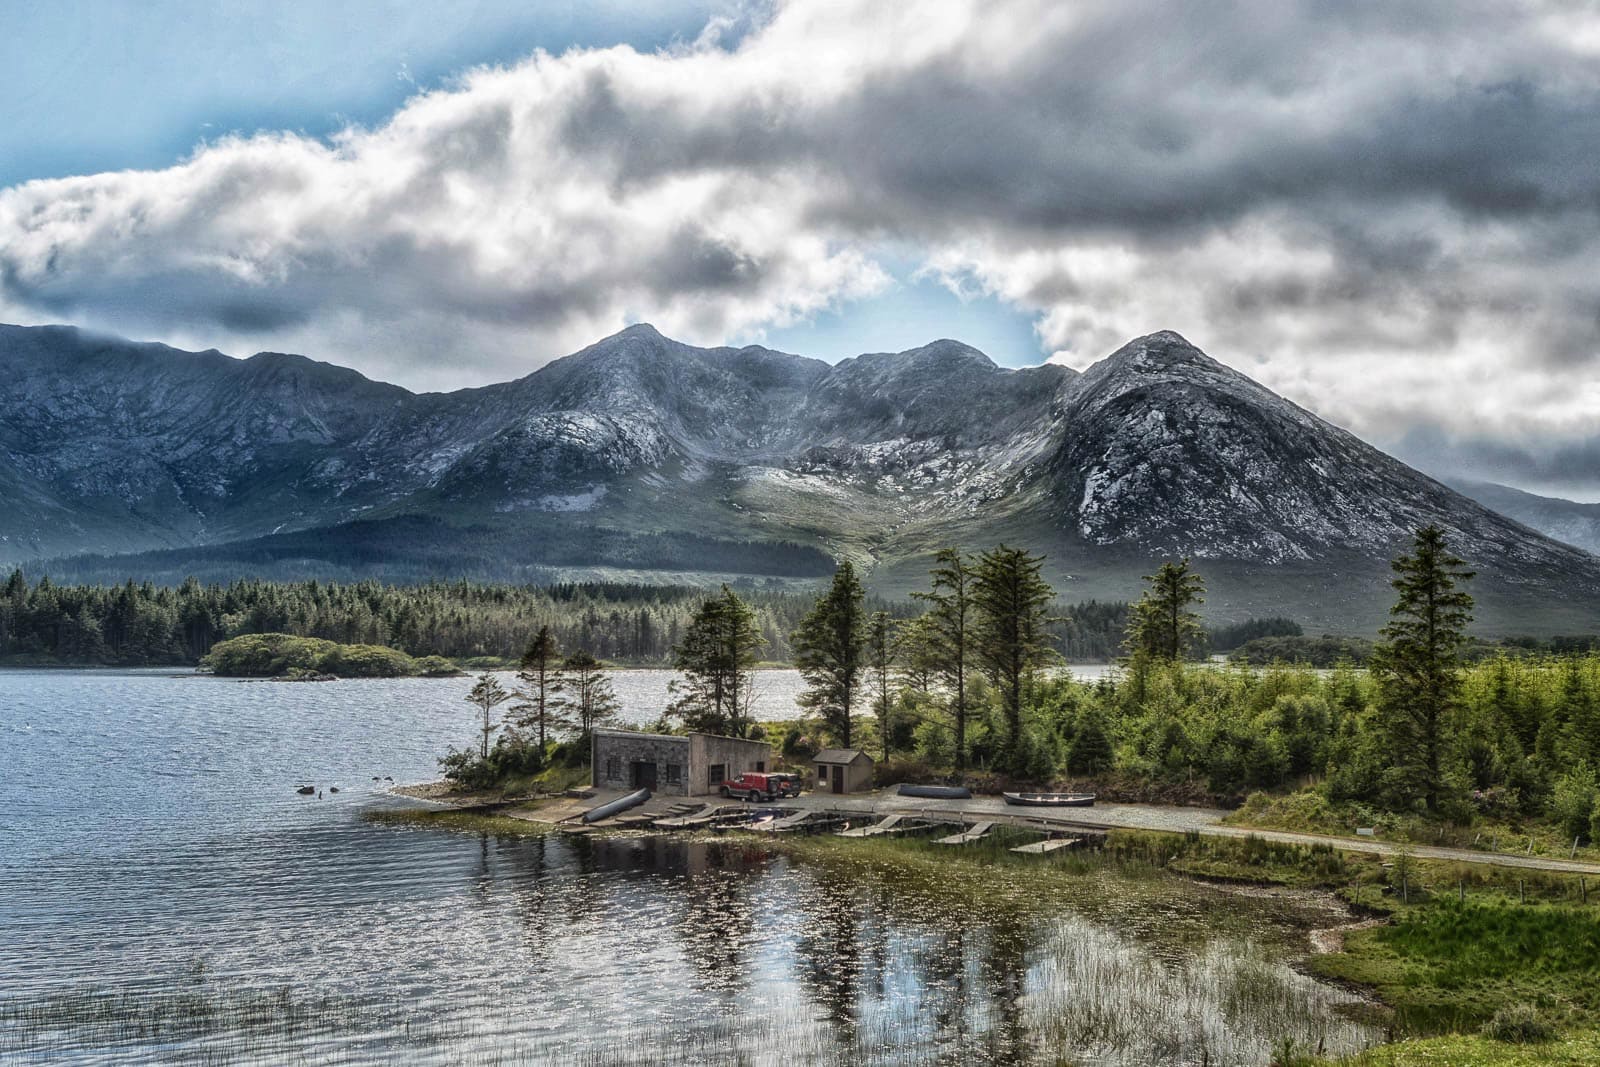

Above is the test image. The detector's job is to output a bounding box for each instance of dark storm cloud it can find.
[0,0,1597,489]
[1394,424,1600,499]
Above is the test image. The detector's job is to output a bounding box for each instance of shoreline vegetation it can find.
[392,528,1600,875]
[373,527,1600,1065]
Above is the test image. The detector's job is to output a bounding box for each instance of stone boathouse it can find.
[591,729,772,797]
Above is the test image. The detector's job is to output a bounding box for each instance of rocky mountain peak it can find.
[3,320,1598,633]
[1088,329,1227,377]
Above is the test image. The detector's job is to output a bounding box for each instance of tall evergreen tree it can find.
[669,585,766,737]
[1370,525,1475,812]
[912,548,975,769]
[512,625,564,750]
[971,544,1057,766]
[556,649,620,748]
[1125,559,1206,663]
[466,672,511,760]
[893,612,941,697]
[793,562,868,747]
[867,611,895,762]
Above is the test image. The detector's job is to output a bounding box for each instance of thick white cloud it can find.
[2,0,1599,488]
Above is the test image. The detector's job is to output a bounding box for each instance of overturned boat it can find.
[897,783,972,800]
[1001,791,1097,807]
[581,788,651,823]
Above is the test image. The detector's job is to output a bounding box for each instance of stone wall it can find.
[592,730,692,796]
[592,729,773,797]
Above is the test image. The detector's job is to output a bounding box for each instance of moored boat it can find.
[1001,791,1096,807]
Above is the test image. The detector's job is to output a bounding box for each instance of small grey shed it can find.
[814,748,874,794]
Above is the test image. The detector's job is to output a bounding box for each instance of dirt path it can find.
[785,791,1600,876]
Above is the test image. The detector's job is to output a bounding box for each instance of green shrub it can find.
[316,643,416,677]
[1480,1004,1554,1043]
[415,656,462,677]
[201,633,335,676]
[1552,765,1599,844]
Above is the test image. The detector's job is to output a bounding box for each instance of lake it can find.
[1,668,1378,1064]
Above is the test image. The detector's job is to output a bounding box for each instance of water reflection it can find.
[2,824,1378,1065]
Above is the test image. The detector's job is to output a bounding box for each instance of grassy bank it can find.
[1314,1032,1600,1066]
[1227,790,1600,866]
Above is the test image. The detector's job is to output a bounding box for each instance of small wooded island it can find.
[201,633,462,679]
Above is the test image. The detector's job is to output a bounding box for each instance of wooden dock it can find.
[547,791,1114,850]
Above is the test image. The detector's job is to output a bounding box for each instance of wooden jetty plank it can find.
[1010,837,1081,855]
[936,820,995,846]
[653,804,716,828]
[837,813,904,838]
[749,809,815,833]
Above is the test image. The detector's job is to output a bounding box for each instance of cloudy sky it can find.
[3,1,1599,498]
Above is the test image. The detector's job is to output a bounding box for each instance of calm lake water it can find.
[1,668,1377,1065]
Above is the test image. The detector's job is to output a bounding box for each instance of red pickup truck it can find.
[719,771,802,802]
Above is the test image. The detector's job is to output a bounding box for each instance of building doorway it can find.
[630,761,658,790]
[831,765,844,794]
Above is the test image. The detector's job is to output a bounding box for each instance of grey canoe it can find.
[581,788,651,823]
[896,784,973,800]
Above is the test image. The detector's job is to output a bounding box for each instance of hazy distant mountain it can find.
[5,322,1599,634]
[1450,480,1600,557]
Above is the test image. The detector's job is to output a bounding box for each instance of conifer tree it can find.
[669,585,766,737]
[971,544,1057,766]
[1068,710,1114,775]
[512,625,564,750]
[556,649,620,748]
[466,672,511,760]
[912,548,975,769]
[893,612,942,697]
[1125,559,1206,663]
[793,562,868,747]
[1370,525,1475,812]
[866,610,895,762]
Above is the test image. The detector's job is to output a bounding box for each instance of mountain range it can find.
[1450,480,1600,558]
[3,321,1598,635]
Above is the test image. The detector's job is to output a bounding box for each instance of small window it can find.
[665,763,682,784]
[605,757,621,781]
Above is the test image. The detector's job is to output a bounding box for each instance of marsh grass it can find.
[362,807,555,836]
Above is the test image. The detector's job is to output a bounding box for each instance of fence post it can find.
[1573,836,1581,859]
[1519,879,1526,904]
